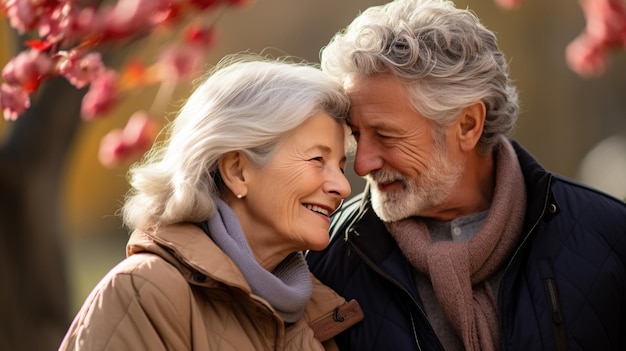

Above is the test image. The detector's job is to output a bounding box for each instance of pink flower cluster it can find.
[1,0,251,165]
[566,0,626,77]
[98,111,161,167]
[1,49,52,120]
[495,0,525,10]
[495,0,626,77]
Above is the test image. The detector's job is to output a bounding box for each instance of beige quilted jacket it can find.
[59,224,362,351]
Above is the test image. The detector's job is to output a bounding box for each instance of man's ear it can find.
[217,151,248,198]
[457,101,486,152]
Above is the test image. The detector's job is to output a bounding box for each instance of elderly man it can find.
[306,0,626,350]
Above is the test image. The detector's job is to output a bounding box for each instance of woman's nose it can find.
[326,168,352,200]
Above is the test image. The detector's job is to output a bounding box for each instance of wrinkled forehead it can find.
[344,73,411,121]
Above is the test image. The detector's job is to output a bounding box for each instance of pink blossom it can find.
[157,44,207,81]
[149,0,182,25]
[1,83,31,121]
[188,0,255,10]
[98,111,161,167]
[566,35,607,77]
[5,0,41,34]
[38,3,96,46]
[58,51,106,89]
[155,24,215,81]
[36,2,66,43]
[566,0,626,77]
[189,0,221,10]
[0,0,247,146]
[494,0,525,10]
[184,25,216,49]
[1,49,54,93]
[72,7,98,39]
[582,0,626,45]
[81,70,118,120]
[97,0,173,39]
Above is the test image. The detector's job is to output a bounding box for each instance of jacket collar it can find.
[126,223,353,330]
[127,223,252,292]
[510,140,557,227]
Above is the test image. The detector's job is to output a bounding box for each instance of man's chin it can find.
[371,202,393,222]
[371,190,403,222]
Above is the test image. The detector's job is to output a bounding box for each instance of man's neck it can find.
[422,151,495,221]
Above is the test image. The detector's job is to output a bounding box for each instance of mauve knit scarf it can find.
[386,137,526,351]
[201,197,312,323]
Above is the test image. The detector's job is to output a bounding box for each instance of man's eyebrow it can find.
[346,118,397,131]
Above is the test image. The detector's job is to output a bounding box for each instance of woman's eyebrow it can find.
[307,144,347,162]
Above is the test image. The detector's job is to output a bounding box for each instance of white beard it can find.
[368,147,464,222]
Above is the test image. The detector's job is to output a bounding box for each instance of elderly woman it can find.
[59,55,363,351]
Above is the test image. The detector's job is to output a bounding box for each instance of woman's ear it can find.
[457,101,486,152]
[217,151,248,198]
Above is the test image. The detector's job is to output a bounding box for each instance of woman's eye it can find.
[310,156,324,163]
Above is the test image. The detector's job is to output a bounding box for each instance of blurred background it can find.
[1,0,625,348]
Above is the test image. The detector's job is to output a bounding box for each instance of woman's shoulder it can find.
[109,252,192,300]
[59,253,194,350]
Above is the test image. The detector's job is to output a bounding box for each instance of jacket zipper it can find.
[498,177,550,351]
[347,230,445,351]
[500,175,553,278]
[543,278,567,351]
[499,175,567,350]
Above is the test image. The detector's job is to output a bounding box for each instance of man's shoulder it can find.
[545,175,626,255]
[551,174,626,212]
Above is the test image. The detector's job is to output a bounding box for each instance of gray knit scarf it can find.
[386,137,526,351]
[200,197,312,323]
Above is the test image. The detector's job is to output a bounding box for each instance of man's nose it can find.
[353,139,383,176]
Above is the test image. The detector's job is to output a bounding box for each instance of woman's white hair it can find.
[121,54,350,230]
[321,0,519,155]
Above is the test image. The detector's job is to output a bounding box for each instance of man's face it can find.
[344,73,463,222]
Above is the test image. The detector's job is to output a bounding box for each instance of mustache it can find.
[368,169,406,184]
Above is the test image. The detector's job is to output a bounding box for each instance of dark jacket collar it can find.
[510,140,556,229]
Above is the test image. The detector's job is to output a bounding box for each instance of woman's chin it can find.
[306,237,330,252]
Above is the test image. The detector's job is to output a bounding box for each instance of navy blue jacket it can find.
[307,141,626,350]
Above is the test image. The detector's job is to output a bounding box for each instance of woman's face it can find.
[237,112,351,265]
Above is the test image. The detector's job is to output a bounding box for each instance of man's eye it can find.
[310,156,324,162]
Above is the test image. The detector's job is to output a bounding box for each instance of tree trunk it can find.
[0,78,85,351]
